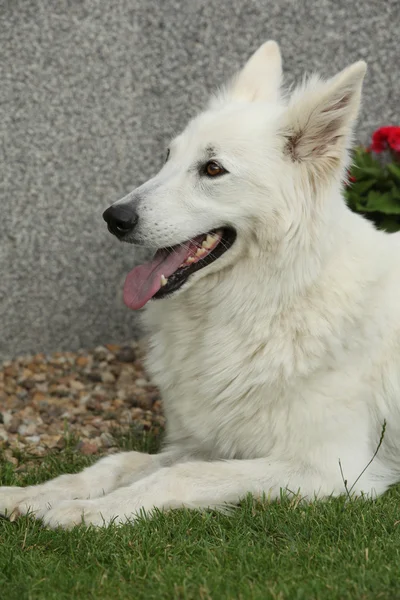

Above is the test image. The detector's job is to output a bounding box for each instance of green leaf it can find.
[387,163,400,183]
[389,183,400,200]
[378,217,400,233]
[355,166,385,179]
[348,179,376,196]
[351,148,381,170]
[363,191,400,214]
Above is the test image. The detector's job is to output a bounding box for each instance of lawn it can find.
[1,432,400,600]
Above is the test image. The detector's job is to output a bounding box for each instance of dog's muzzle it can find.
[102,204,139,239]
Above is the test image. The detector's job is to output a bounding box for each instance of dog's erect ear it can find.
[217,41,282,105]
[283,61,367,175]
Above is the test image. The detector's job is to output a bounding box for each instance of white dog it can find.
[2,41,400,528]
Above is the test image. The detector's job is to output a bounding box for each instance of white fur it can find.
[2,42,400,529]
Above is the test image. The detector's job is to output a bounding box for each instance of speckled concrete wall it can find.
[1,0,398,359]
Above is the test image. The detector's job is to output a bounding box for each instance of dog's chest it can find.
[143,298,347,460]
[146,327,277,458]
[142,287,387,466]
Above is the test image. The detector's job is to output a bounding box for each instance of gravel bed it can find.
[0,341,164,465]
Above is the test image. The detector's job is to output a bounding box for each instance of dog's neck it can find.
[144,189,382,340]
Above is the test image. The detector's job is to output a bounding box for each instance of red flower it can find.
[369,126,400,153]
[388,128,400,152]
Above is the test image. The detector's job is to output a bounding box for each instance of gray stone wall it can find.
[1,0,398,360]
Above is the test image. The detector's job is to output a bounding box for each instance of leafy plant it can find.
[344,126,400,232]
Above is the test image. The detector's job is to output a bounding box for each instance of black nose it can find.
[102,204,139,238]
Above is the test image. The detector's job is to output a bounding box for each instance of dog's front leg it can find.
[0,449,179,520]
[41,457,341,528]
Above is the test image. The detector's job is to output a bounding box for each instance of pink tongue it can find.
[123,244,191,310]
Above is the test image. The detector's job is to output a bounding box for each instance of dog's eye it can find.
[165,148,170,163]
[203,160,227,177]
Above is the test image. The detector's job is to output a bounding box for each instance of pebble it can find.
[2,411,12,427]
[135,378,148,387]
[101,371,116,384]
[100,432,116,448]
[69,379,86,391]
[0,426,9,441]
[25,435,40,444]
[116,346,136,363]
[76,356,89,367]
[0,341,164,458]
[7,417,22,434]
[18,423,37,436]
[78,440,100,455]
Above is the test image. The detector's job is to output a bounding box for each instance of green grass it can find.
[1,433,400,600]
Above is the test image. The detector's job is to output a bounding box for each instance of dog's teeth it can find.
[160,275,168,287]
[186,256,195,264]
[196,247,207,257]
[202,237,213,249]
[202,233,218,250]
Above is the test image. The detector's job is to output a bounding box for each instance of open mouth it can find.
[123,227,236,310]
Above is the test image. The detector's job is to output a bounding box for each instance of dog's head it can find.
[103,41,366,309]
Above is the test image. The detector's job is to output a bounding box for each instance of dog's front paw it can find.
[42,499,129,529]
[0,486,26,519]
[43,499,94,529]
[0,485,73,521]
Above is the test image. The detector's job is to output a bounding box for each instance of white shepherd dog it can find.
[2,41,400,528]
